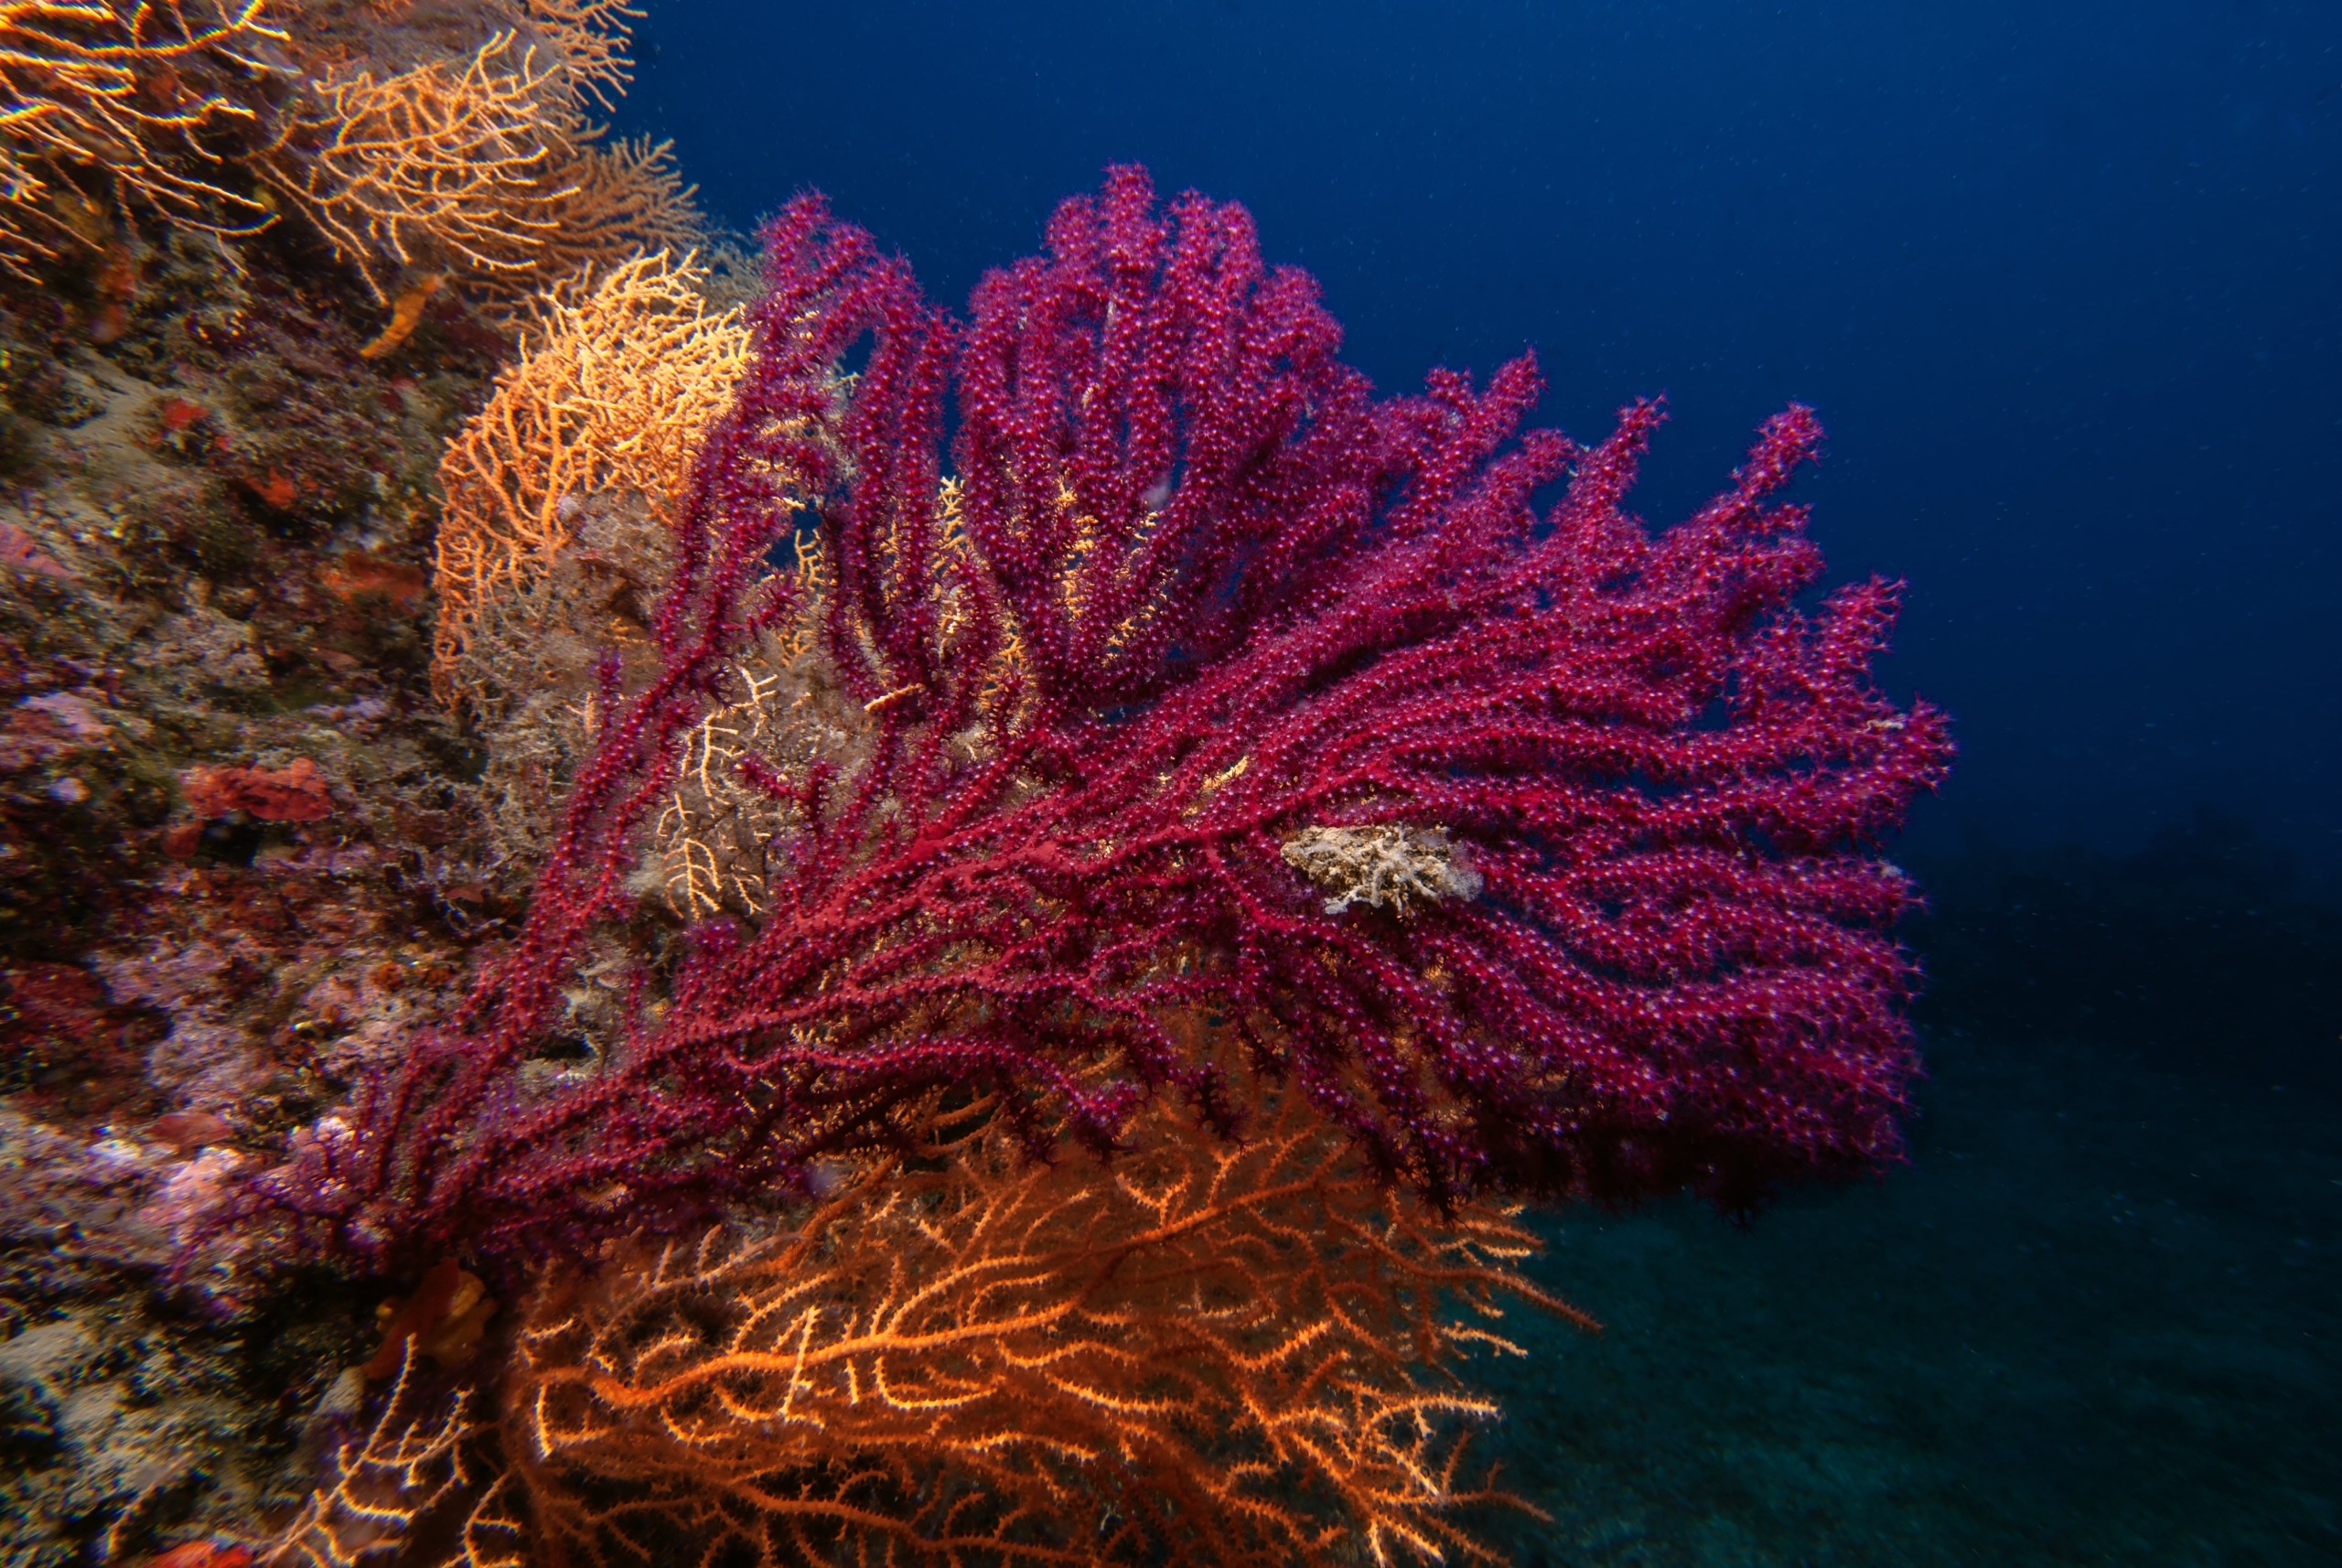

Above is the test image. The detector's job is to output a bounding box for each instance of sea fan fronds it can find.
[504,1068,1592,1568]
[0,0,288,278]
[432,248,749,713]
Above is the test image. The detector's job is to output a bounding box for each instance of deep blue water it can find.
[619,0,2342,886]
[614,5,2341,1559]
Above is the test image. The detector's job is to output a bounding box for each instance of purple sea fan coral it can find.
[259,166,1952,1271]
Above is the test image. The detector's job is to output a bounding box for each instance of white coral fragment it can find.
[1280,824,1482,917]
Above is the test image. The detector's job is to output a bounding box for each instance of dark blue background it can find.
[617,0,2341,885]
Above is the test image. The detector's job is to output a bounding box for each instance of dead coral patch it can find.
[647,621,872,924]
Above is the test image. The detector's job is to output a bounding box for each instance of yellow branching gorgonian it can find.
[258,29,571,301]
[0,0,287,277]
[3,0,699,323]
[432,248,749,709]
[258,7,701,314]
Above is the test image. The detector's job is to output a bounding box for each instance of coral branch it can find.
[504,1075,1586,1568]
[431,249,748,713]
[2,0,696,314]
[252,0,696,310]
[0,0,288,277]
[255,166,1951,1272]
[260,1345,492,1568]
[257,30,568,299]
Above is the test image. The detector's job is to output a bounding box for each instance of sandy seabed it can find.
[1487,1031,2340,1566]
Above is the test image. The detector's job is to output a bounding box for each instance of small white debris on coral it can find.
[143,1145,249,1251]
[1279,823,1483,917]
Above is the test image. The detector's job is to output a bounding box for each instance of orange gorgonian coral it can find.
[496,1061,1595,1568]
[256,1,700,312]
[260,1346,503,1568]
[514,0,634,108]
[1,0,698,361]
[0,0,288,277]
[430,248,749,709]
[261,29,565,299]
[523,128,700,286]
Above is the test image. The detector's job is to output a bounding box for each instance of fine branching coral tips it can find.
[243,166,1951,1288]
